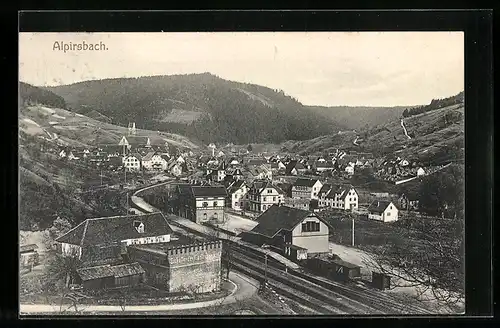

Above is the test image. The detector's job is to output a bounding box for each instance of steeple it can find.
[128,122,136,136]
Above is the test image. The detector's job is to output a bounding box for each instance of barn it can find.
[75,262,145,290]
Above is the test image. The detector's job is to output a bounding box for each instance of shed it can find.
[284,243,308,261]
[306,257,361,282]
[76,262,145,290]
[372,271,391,290]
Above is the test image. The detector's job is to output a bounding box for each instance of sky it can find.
[19,32,464,107]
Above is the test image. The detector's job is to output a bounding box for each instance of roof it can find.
[318,184,332,197]
[247,158,268,166]
[227,180,246,194]
[76,262,145,281]
[316,161,333,168]
[191,186,227,198]
[367,200,395,214]
[249,180,284,195]
[325,185,353,199]
[55,212,174,247]
[250,205,319,238]
[125,153,142,160]
[20,244,38,253]
[142,152,156,161]
[294,178,320,188]
[125,136,150,146]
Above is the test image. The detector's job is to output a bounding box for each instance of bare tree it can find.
[360,214,464,312]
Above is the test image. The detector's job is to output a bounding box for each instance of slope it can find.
[19,83,201,231]
[286,93,464,166]
[45,73,345,144]
[306,105,410,130]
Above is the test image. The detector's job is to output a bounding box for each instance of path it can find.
[400,119,412,139]
[20,272,255,314]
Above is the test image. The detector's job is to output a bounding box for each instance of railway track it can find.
[230,242,432,315]
[129,190,433,315]
[231,251,380,315]
[229,262,341,315]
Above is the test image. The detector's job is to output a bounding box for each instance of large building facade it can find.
[176,185,227,224]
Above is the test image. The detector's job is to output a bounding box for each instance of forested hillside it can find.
[46,73,345,144]
[306,105,409,130]
[20,82,67,109]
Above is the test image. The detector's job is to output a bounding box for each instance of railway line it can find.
[128,182,434,315]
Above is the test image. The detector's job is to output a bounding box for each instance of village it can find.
[19,120,462,315]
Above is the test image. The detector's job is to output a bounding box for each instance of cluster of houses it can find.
[374,156,427,182]
[56,134,196,177]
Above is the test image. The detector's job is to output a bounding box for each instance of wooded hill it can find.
[45,73,345,144]
[306,105,409,130]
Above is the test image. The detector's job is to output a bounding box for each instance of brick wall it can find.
[166,241,222,293]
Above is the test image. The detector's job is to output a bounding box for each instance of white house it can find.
[318,185,359,211]
[345,165,355,175]
[55,213,173,260]
[367,200,399,222]
[291,178,324,200]
[417,167,426,176]
[123,154,142,172]
[399,159,410,167]
[168,161,183,177]
[227,180,248,211]
[176,156,185,164]
[141,152,168,171]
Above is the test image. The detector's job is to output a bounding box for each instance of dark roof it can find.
[250,205,315,238]
[76,262,144,281]
[228,180,246,194]
[247,158,267,166]
[20,244,38,253]
[318,184,332,197]
[325,185,352,199]
[125,136,150,146]
[55,212,173,246]
[191,186,227,198]
[294,178,319,188]
[285,160,298,172]
[316,161,333,168]
[367,200,395,214]
[249,180,284,195]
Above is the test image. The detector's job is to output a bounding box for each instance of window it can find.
[390,205,392,209]
[202,202,208,207]
[263,197,267,202]
[267,189,272,194]
[387,212,391,216]
[213,201,218,207]
[273,196,276,201]
[301,221,320,232]
[235,202,238,207]
[349,198,352,201]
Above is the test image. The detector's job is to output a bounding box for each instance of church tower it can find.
[128,122,136,136]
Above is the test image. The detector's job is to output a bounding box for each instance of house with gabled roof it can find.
[175,184,227,224]
[55,212,173,264]
[242,204,331,255]
[245,180,285,213]
[227,180,248,211]
[367,200,399,222]
[318,184,358,211]
[291,178,323,200]
[123,153,142,172]
[141,152,168,171]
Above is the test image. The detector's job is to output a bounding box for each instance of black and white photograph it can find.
[19,31,465,316]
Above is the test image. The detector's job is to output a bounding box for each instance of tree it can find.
[402,109,409,118]
[363,213,464,312]
[46,248,82,289]
[247,144,253,152]
[418,164,464,219]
